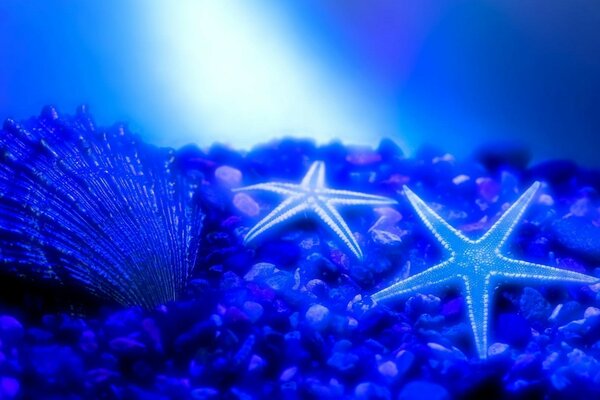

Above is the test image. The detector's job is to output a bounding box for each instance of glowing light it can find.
[142,0,395,148]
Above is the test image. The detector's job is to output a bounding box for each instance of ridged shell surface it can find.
[0,106,203,308]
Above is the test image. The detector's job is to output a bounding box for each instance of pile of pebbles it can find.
[2,137,600,399]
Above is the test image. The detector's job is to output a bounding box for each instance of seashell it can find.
[0,106,204,308]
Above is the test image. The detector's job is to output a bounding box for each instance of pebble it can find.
[378,360,398,379]
[305,304,330,331]
[354,382,391,400]
[242,301,264,323]
[0,316,24,346]
[233,192,260,217]
[0,377,19,398]
[214,165,242,187]
[4,135,600,398]
[398,381,450,400]
[488,342,510,358]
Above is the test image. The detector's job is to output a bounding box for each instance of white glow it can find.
[141,0,396,148]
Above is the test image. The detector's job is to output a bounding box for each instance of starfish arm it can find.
[371,260,457,302]
[244,197,307,244]
[462,276,492,359]
[493,255,599,285]
[301,161,326,188]
[233,182,303,196]
[322,188,397,206]
[313,201,363,259]
[403,186,470,251]
[478,182,541,248]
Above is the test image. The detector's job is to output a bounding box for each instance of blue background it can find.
[1,1,599,165]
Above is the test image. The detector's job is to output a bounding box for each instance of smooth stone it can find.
[519,287,551,325]
[247,354,265,372]
[405,294,441,317]
[79,329,98,353]
[0,316,24,345]
[552,218,600,261]
[233,193,260,217]
[377,137,404,161]
[488,342,510,357]
[354,382,391,400]
[0,377,19,398]
[214,165,242,187]
[191,387,220,400]
[476,177,500,203]
[370,229,403,246]
[244,263,276,282]
[109,337,147,356]
[305,304,330,331]
[242,301,264,323]
[327,352,359,373]
[398,381,450,400]
[378,360,398,379]
[549,301,583,325]
[279,366,298,382]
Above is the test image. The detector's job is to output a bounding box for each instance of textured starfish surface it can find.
[372,182,598,359]
[234,161,396,259]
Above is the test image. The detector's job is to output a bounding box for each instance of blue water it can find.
[1,1,599,164]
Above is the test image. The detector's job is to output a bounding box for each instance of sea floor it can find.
[2,129,600,399]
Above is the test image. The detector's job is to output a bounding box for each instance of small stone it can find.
[538,194,554,206]
[214,165,242,187]
[354,382,391,400]
[242,301,264,323]
[244,262,276,281]
[85,368,119,385]
[0,316,24,345]
[305,304,330,331]
[488,343,510,357]
[378,360,398,379]
[79,330,98,353]
[584,306,600,319]
[248,354,265,372]
[109,337,146,356]
[233,192,260,217]
[346,146,382,165]
[405,294,441,317]
[476,177,500,203]
[0,377,19,398]
[452,175,470,185]
[549,301,583,325]
[552,218,600,261]
[519,287,551,325]
[398,381,450,400]
[370,229,403,246]
[191,387,220,400]
[327,352,359,373]
[542,352,560,370]
[377,137,404,160]
[280,366,298,382]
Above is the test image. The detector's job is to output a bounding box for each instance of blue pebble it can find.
[398,381,450,400]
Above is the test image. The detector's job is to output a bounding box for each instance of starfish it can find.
[372,182,598,359]
[234,161,396,259]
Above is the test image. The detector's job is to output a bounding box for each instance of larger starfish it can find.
[372,182,598,359]
[234,161,396,259]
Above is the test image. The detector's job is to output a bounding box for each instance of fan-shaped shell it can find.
[0,106,203,308]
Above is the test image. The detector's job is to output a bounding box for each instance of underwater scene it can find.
[1,1,600,399]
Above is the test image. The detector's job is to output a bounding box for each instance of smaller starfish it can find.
[234,161,396,259]
[372,182,598,359]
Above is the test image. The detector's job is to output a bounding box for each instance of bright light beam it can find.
[141,0,395,148]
